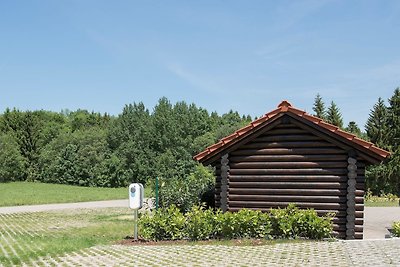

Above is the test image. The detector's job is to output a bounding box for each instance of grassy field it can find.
[365,200,399,207]
[365,195,399,207]
[0,182,152,207]
[0,208,133,266]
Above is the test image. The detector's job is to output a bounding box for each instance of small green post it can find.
[155,176,159,210]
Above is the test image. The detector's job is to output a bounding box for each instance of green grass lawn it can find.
[364,200,399,207]
[0,182,152,207]
[0,208,133,266]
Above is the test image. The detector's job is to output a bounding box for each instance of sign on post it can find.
[129,183,144,240]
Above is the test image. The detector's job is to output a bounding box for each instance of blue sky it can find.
[0,0,399,129]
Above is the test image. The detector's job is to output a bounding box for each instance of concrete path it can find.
[364,206,400,239]
[0,199,128,214]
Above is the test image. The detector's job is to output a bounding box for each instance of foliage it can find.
[157,164,215,212]
[139,205,332,241]
[0,134,26,182]
[366,143,400,196]
[139,205,186,241]
[392,221,400,237]
[184,205,217,240]
[0,97,250,191]
[365,97,388,149]
[216,209,272,239]
[345,121,361,136]
[326,101,343,128]
[269,204,333,239]
[38,128,119,187]
[365,88,400,196]
[387,88,400,149]
[312,93,326,119]
[364,190,399,206]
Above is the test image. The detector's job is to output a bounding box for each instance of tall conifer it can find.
[387,88,400,150]
[365,97,388,148]
[312,94,326,119]
[346,121,361,136]
[326,101,343,128]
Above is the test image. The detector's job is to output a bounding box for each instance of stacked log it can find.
[216,123,365,239]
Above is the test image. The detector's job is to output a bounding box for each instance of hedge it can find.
[139,204,333,241]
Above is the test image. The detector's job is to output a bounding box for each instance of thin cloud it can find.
[167,63,227,94]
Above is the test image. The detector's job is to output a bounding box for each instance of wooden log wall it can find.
[222,122,365,239]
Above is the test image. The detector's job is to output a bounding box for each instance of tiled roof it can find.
[194,100,391,163]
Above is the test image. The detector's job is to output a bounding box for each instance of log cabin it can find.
[194,100,390,239]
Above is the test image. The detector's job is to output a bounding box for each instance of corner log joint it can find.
[220,154,229,212]
[346,155,357,239]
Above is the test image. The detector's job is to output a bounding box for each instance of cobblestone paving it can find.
[17,239,400,267]
[1,211,400,267]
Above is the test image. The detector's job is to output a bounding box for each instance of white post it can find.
[134,209,138,240]
[129,183,144,241]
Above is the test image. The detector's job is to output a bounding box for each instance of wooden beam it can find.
[346,156,357,240]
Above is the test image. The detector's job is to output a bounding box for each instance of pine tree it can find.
[345,121,361,136]
[326,101,343,128]
[312,93,326,119]
[387,88,400,150]
[365,97,388,148]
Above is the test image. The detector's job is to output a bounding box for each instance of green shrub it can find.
[392,221,400,237]
[216,209,271,239]
[215,210,236,239]
[158,164,215,212]
[139,205,185,240]
[269,204,333,239]
[184,206,216,240]
[139,204,332,241]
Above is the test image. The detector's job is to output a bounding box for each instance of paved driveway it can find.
[0,199,128,214]
[364,207,400,239]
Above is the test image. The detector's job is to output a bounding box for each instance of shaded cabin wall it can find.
[214,162,222,208]
[214,122,365,239]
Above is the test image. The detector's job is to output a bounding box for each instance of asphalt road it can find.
[363,206,400,239]
[0,199,128,214]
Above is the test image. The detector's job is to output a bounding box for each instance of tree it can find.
[107,102,157,184]
[326,101,343,128]
[0,134,26,182]
[387,88,400,150]
[365,98,388,148]
[345,121,361,136]
[0,109,42,180]
[312,93,326,119]
[39,128,113,186]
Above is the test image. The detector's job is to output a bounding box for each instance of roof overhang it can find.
[194,101,390,165]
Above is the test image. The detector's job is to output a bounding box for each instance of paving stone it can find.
[2,211,400,266]
[29,240,398,267]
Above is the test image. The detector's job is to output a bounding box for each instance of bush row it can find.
[139,204,333,241]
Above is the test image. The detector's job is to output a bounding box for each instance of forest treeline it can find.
[1,89,400,197]
[0,97,250,188]
[312,89,400,195]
